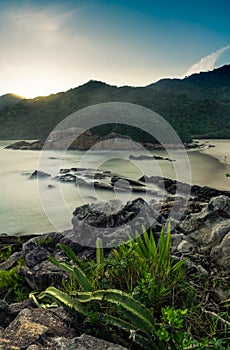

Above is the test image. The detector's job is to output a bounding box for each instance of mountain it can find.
[0,65,230,142]
[0,93,23,110]
[148,64,230,99]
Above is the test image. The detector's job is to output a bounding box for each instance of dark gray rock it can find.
[47,184,55,189]
[5,141,32,150]
[30,170,51,179]
[0,300,12,328]
[50,334,128,350]
[71,198,158,247]
[129,154,175,161]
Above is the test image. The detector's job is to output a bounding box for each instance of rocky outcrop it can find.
[4,193,227,274]
[5,130,142,151]
[5,131,204,151]
[139,175,230,200]
[39,168,159,195]
[5,141,33,150]
[5,140,44,150]
[1,183,230,348]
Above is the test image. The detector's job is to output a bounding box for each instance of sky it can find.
[0,0,229,98]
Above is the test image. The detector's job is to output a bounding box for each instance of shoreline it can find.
[196,139,230,170]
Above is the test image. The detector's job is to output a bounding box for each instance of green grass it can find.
[0,261,31,302]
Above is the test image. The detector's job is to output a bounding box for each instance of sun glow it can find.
[10,75,73,99]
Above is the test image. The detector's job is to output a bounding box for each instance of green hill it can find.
[0,65,230,142]
[0,93,23,110]
[149,64,230,99]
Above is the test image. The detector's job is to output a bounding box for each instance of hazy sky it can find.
[0,0,229,98]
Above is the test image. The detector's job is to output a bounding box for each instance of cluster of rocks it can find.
[1,178,230,348]
[29,167,161,196]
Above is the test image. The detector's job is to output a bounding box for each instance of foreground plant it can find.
[34,225,227,349]
[0,262,30,302]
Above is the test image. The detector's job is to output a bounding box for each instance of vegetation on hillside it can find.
[0,65,230,142]
[150,64,230,99]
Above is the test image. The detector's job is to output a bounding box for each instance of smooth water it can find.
[0,140,229,235]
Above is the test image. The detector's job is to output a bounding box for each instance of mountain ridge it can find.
[0,65,230,141]
[148,64,230,99]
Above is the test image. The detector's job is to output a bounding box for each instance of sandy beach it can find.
[197,139,230,170]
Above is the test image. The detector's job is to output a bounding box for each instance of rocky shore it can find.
[5,129,203,151]
[0,178,230,349]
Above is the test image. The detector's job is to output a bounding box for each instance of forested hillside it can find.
[0,65,230,142]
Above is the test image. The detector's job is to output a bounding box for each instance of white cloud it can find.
[184,45,230,77]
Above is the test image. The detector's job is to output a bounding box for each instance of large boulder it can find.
[176,195,230,272]
[49,334,128,350]
[0,307,75,349]
[71,198,159,247]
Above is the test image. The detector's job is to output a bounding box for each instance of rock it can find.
[182,259,209,276]
[20,233,68,290]
[5,140,44,151]
[191,185,230,202]
[47,184,55,189]
[212,285,230,304]
[28,140,44,150]
[71,197,158,247]
[176,239,195,254]
[111,176,145,188]
[0,300,12,328]
[9,299,34,320]
[0,299,128,349]
[0,308,75,349]
[138,176,230,200]
[208,195,230,214]
[29,170,51,179]
[93,135,142,150]
[129,154,175,161]
[27,345,42,350]
[210,231,230,269]
[58,174,76,182]
[5,141,32,150]
[52,168,156,195]
[49,334,128,350]
[60,169,71,174]
[174,195,230,272]
[10,231,99,290]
